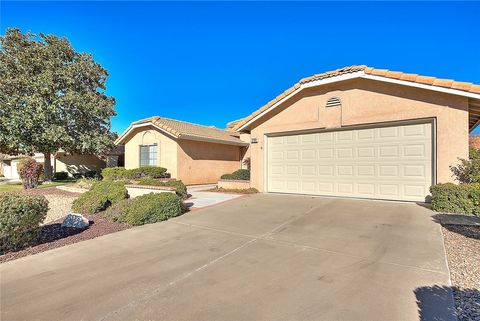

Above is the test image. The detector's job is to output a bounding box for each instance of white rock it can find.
[61,213,89,229]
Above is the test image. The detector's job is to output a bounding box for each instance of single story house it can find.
[232,65,480,202]
[1,149,124,180]
[115,117,248,185]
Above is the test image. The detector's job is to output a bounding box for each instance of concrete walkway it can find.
[0,194,454,321]
[186,185,241,209]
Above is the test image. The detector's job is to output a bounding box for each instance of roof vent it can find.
[326,97,342,108]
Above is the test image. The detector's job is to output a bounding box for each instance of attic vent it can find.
[326,97,342,108]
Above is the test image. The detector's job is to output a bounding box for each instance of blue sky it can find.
[1,1,480,134]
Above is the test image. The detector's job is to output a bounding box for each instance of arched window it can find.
[326,97,342,108]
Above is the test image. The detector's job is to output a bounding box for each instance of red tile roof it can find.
[233,65,480,131]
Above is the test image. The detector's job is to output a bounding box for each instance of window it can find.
[139,144,157,166]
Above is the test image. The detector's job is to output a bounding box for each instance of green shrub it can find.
[0,193,49,252]
[101,167,133,180]
[450,148,480,183]
[102,166,169,180]
[137,178,188,199]
[105,193,184,226]
[430,183,480,216]
[75,178,96,190]
[221,169,250,180]
[53,171,69,180]
[17,158,44,189]
[130,166,168,179]
[71,181,128,215]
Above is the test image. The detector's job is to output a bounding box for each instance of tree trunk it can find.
[43,152,52,181]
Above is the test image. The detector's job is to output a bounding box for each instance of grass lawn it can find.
[0,180,76,193]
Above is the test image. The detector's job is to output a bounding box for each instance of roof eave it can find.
[115,122,178,145]
[235,72,480,132]
[179,134,248,147]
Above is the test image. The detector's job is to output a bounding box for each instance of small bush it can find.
[102,166,169,180]
[450,148,480,183]
[0,193,49,252]
[221,169,250,180]
[131,166,168,179]
[71,181,128,215]
[101,167,132,180]
[430,183,480,216]
[75,178,96,190]
[105,193,184,226]
[53,171,69,180]
[137,178,188,199]
[17,158,44,189]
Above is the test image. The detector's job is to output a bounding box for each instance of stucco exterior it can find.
[54,154,106,176]
[123,126,243,185]
[244,78,469,192]
[177,140,241,185]
[124,126,178,177]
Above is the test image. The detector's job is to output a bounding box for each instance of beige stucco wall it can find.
[246,78,469,192]
[177,139,242,185]
[55,154,106,176]
[124,126,178,178]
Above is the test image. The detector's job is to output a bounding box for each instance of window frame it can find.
[139,143,158,167]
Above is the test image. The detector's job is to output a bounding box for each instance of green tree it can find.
[0,28,116,180]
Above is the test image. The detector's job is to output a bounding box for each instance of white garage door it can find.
[267,122,433,202]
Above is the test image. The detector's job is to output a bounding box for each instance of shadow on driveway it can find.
[415,285,479,321]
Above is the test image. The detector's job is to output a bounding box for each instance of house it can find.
[1,149,123,180]
[232,65,480,202]
[115,117,248,185]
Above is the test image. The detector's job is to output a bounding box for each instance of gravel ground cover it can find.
[0,212,130,264]
[442,224,480,321]
[24,187,80,223]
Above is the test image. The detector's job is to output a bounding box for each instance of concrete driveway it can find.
[0,194,455,321]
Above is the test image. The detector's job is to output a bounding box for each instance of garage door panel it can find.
[267,122,433,202]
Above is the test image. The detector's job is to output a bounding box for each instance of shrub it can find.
[17,158,44,189]
[71,181,128,215]
[130,166,168,179]
[450,148,480,183]
[221,169,250,180]
[0,193,49,252]
[430,183,480,216]
[75,178,96,190]
[101,167,133,180]
[105,193,184,226]
[137,178,188,199]
[53,171,69,180]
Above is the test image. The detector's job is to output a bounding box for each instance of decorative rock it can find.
[61,213,90,229]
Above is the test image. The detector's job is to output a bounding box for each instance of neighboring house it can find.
[470,135,480,149]
[116,117,248,185]
[232,65,480,202]
[1,150,123,179]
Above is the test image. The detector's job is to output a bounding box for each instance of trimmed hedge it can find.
[221,169,250,180]
[71,181,128,215]
[137,178,188,199]
[0,193,49,252]
[102,166,169,180]
[53,171,69,180]
[105,193,184,226]
[430,183,480,216]
[101,167,133,180]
